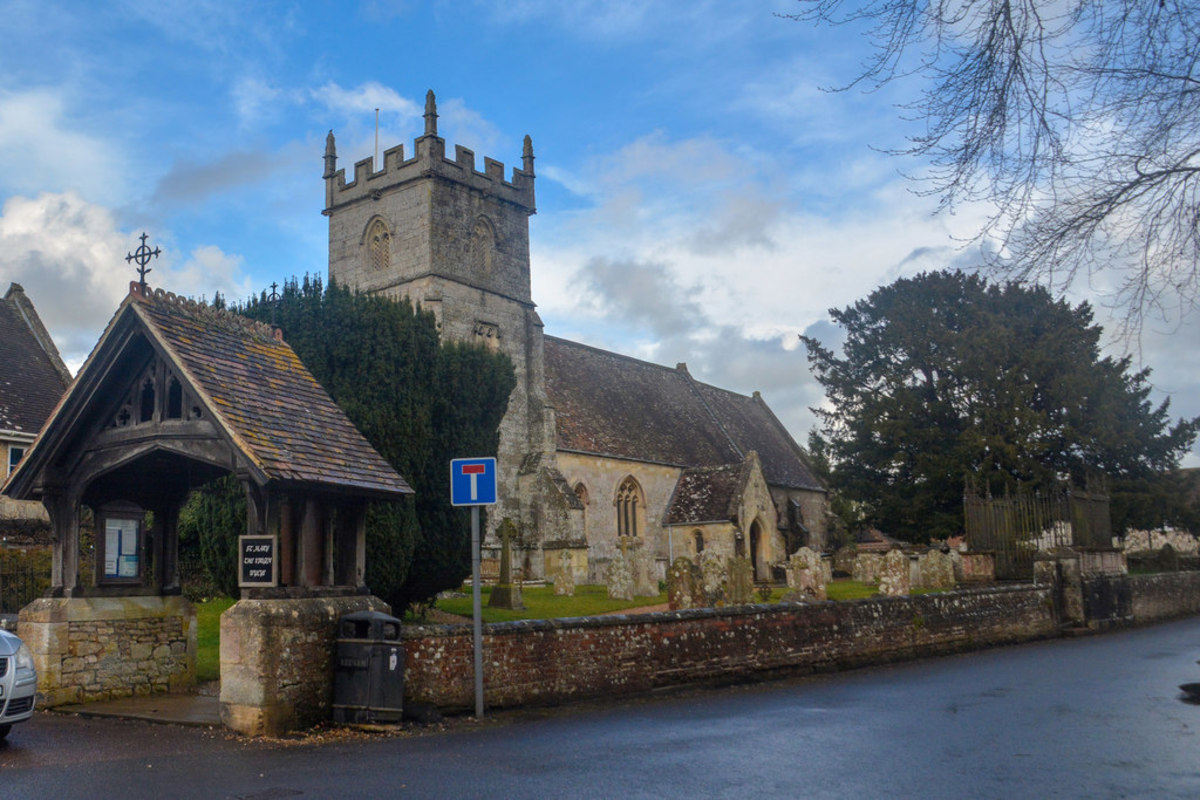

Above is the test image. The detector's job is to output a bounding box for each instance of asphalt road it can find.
[3,616,1199,799]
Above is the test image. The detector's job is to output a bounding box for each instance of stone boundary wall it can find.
[402,585,1057,711]
[1128,572,1200,621]
[19,596,196,707]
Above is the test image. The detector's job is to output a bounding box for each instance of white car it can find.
[0,629,36,738]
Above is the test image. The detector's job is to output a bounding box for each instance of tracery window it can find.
[616,477,644,538]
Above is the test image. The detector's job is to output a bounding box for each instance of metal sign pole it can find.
[451,457,495,720]
[471,505,484,718]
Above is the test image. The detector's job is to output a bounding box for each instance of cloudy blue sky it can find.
[1,0,1196,466]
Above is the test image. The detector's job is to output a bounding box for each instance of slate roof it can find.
[544,336,824,492]
[0,285,70,436]
[663,462,746,525]
[131,286,411,497]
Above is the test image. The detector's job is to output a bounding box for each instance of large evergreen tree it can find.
[184,278,515,612]
[801,270,1199,542]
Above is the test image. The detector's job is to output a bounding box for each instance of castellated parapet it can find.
[324,137,535,216]
[324,90,536,306]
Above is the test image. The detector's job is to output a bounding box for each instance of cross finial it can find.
[125,232,161,289]
[268,281,280,327]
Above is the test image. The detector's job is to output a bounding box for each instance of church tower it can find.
[323,91,584,578]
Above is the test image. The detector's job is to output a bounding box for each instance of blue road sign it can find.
[450,457,498,506]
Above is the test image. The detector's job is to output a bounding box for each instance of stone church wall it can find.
[739,464,784,580]
[770,486,828,552]
[557,453,680,582]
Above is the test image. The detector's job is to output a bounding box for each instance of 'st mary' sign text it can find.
[239,535,278,588]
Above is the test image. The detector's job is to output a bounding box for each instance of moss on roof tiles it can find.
[133,288,410,497]
[544,336,823,491]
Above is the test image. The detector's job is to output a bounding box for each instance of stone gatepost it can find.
[219,594,387,737]
[1034,549,1084,627]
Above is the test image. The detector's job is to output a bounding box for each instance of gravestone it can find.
[785,547,827,601]
[487,519,524,610]
[554,549,575,596]
[878,549,911,596]
[700,551,727,607]
[832,544,858,577]
[1158,544,1180,573]
[606,538,635,601]
[726,556,754,605]
[632,546,659,598]
[919,548,956,589]
[667,558,701,610]
[852,552,884,583]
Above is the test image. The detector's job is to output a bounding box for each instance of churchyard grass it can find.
[824,580,879,601]
[434,584,668,623]
[196,596,236,682]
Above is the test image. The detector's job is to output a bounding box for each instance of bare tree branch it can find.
[783,0,1200,339]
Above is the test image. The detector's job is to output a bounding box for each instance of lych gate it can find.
[5,283,412,735]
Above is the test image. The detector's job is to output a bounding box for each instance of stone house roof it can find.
[0,284,71,437]
[7,283,411,500]
[544,336,824,492]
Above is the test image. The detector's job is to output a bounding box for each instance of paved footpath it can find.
[3,616,1199,799]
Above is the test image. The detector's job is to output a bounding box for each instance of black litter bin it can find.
[332,610,404,724]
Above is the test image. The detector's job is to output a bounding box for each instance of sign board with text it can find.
[239,535,278,588]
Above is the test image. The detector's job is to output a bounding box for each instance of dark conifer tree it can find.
[182,278,514,612]
[802,270,1199,542]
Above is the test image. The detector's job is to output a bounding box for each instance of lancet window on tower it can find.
[470,216,496,274]
[616,477,644,538]
[367,218,391,273]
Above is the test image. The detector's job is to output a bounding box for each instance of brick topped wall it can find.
[402,585,1058,711]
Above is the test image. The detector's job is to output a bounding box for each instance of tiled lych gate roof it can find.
[544,336,823,492]
[0,285,71,436]
[8,283,411,500]
[133,285,411,496]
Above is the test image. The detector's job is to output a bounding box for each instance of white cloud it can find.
[0,192,253,371]
[0,88,127,205]
[311,81,420,119]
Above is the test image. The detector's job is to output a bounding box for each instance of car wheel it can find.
[0,725,11,740]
